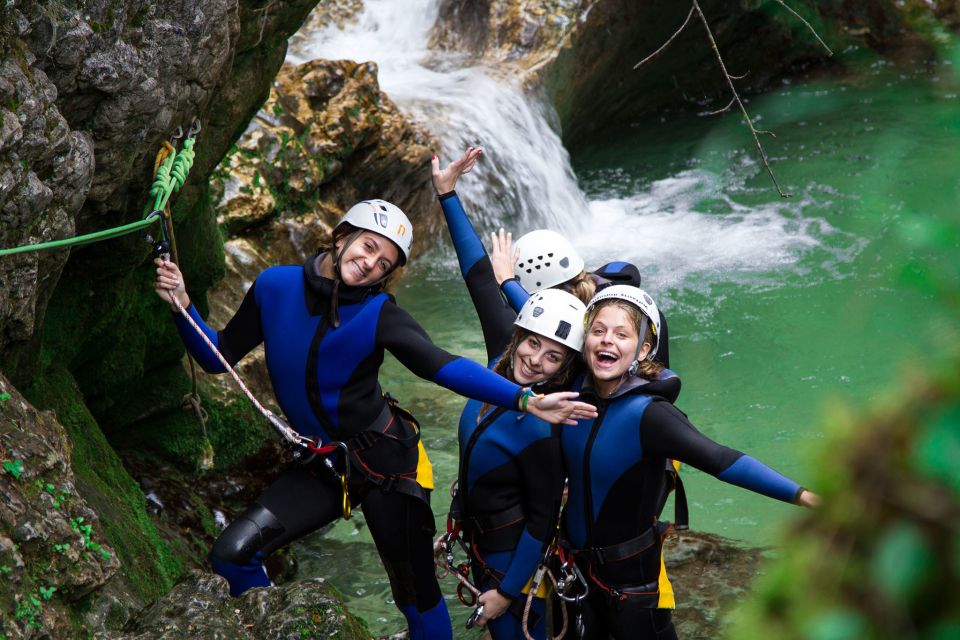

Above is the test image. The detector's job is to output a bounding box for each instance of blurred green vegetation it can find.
[726,35,960,640]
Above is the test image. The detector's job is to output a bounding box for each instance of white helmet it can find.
[513,229,585,292]
[339,199,413,264]
[586,285,661,360]
[515,289,586,352]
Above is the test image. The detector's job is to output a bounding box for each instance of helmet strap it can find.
[627,314,650,377]
[329,230,362,328]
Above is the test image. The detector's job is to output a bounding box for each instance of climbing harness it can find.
[438,480,570,640]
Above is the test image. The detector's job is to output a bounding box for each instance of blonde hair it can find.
[585,300,663,381]
[561,271,597,305]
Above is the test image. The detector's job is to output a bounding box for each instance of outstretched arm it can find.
[434,149,517,359]
[641,401,813,505]
[378,301,596,423]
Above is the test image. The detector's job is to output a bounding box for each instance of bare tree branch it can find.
[774,0,834,56]
[699,97,737,116]
[633,5,696,69]
[691,0,792,197]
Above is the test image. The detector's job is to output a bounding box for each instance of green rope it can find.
[0,216,161,257]
[151,137,195,213]
[1,127,198,258]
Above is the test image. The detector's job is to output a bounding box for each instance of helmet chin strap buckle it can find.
[628,360,640,377]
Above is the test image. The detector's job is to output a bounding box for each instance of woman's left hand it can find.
[431,146,483,195]
[476,589,511,627]
[490,227,519,285]
[527,391,598,425]
[797,489,822,508]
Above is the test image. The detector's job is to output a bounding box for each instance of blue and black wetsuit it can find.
[558,376,805,640]
[171,251,535,640]
[442,191,565,639]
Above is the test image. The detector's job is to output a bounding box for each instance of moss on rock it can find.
[25,365,182,603]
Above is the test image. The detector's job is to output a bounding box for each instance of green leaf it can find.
[0,392,10,404]
[870,523,934,603]
[2,459,23,479]
[804,608,868,640]
[913,405,960,494]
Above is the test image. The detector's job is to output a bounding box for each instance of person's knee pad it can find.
[210,503,284,565]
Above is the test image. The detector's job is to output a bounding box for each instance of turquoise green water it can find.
[296,50,960,635]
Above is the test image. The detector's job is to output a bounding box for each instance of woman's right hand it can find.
[431,146,483,195]
[527,391,598,426]
[154,257,190,309]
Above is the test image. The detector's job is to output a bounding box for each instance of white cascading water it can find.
[287,0,845,296]
[287,0,588,233]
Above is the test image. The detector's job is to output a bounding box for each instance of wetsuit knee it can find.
[210,503,285,565]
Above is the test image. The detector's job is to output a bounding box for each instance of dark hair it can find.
[329,223,406,291]
[478,328,581,420]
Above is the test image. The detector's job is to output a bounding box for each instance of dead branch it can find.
[634,1,832,198]
[774,0,834,56]
[691,0,792,197]
[633,5,695,70]
[699,97,737,117]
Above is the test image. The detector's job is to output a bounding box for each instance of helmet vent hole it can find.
[536,281,542,287]
[526,268,533,273]
[538,255,543,260]
[548,253,554,257]
[535,265,541,270]
[545,262,551,267]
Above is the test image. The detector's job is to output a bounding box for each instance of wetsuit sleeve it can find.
[497,431,564,599]
[500,278,530,313]
[640,401,803,504]
[378,301,523,409]
[439,191,517,360]
[171,282,263,373]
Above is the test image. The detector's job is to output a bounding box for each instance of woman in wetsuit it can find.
[153,199,596,640]
[432,153,588,638]
[559,284,819,639]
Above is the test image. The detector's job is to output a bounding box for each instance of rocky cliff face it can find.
[431,0,930,146]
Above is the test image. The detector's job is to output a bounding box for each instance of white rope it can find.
[167,290,314,449]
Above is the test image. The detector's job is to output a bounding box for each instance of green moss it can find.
[115,384,271,472]
[25,366,182,601]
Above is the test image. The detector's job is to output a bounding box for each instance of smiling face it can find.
[335,230,400,288]
[511,332,569,386]
[584,302,651,396]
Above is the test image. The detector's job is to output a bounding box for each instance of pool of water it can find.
[295,47,960,635]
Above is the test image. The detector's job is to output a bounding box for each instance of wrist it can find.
[516,387,540,412]
[437,190,457,201]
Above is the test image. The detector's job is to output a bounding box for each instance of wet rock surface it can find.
[664,530,766,638]
[107,571,372,640]
[431,0,931,145]
[0,373,121,639]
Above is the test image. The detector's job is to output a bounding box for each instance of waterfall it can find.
[287,0,848,297]
[287,0,588,233]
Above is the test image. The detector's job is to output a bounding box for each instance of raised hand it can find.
[489,227,519,285]
[527,391,598,425]
[431,146,484,195]
[154,257,190,309]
